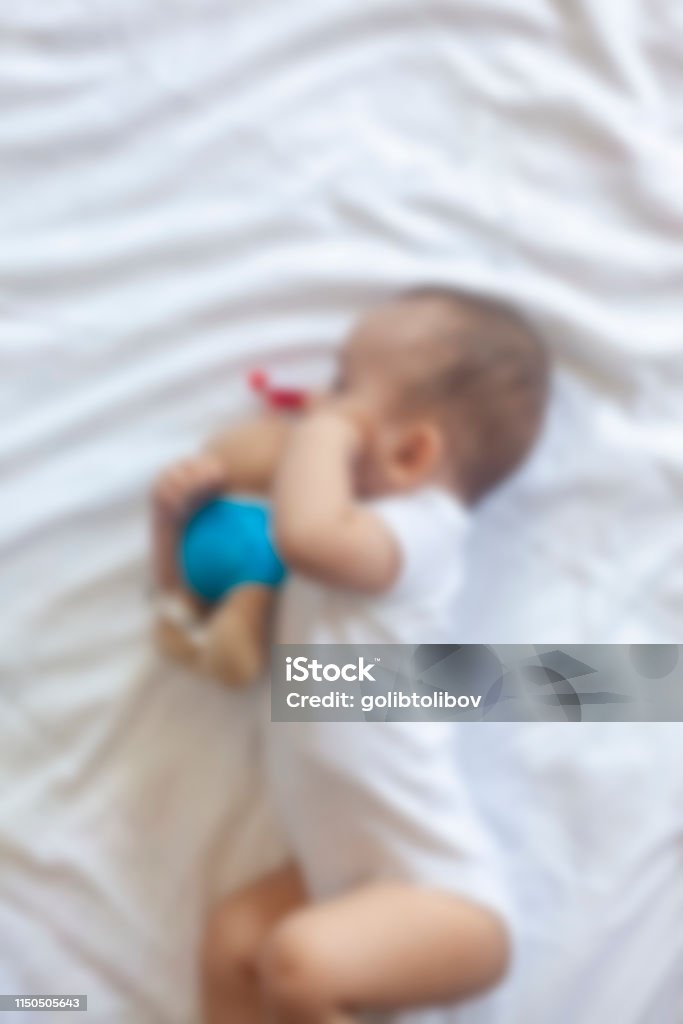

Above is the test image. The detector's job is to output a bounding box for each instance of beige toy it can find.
[151,397,298,687]
[154,572,277,687]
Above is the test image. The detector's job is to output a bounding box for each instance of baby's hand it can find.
[308,394,375,449]
[152,452,227,521]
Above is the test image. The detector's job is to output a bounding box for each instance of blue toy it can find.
[180,497,287,604]
[155,366,306,685]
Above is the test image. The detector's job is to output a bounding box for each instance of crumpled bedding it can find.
[1,2,682,1022]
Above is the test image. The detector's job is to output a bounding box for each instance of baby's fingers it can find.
[152,463,197,515]
[188,454,228,494]
[152,454,226,521]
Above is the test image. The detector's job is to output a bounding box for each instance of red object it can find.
[248,369,308,411]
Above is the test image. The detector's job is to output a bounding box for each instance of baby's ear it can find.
[395,420,443,482]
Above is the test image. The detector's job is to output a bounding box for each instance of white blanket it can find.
[1,2,682,1022]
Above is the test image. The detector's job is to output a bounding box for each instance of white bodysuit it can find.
[266,489,683,1024]
[267,487,510,921]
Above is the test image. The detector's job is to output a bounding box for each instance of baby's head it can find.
[333,288,549,503]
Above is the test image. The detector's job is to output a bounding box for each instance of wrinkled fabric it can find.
[1,2,682,1022]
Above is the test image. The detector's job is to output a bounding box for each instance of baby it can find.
[152,288,549,1023]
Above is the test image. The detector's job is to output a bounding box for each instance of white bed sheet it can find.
[1,2,682,1022]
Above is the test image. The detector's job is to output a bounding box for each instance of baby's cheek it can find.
[354,448,389,499]
[352,452,375,498]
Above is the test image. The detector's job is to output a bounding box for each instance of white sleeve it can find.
[370,488,469,602]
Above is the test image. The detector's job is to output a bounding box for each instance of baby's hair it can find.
[396,286,550,502]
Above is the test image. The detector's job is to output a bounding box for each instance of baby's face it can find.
[329,304,448,497]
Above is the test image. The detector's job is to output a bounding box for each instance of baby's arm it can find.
[203,863,509,1024]
[273,408,400,593]
[151,413,291,593]
[151,450,228,594]
[202,411,293,495]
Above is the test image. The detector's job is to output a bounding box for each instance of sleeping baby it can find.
[151,288,549,1023]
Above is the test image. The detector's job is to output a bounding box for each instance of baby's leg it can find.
[260,882,509,1024]
[201,862,307,1024]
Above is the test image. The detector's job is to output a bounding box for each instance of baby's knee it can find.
[201,896,263,984]
[259,916,334,1015]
